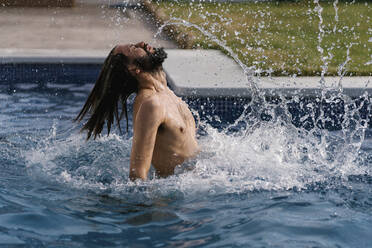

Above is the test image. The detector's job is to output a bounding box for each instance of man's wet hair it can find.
[75,46,167,140]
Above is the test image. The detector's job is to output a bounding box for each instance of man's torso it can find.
[133,88,199,177]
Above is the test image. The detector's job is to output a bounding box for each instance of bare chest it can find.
[133,90,195,137]
[161,95,195,133]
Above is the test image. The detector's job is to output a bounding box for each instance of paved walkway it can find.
[0,2,176,52]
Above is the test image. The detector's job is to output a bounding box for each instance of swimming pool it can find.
[0,63,372,247]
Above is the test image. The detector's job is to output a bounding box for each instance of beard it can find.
[135,47,168,72]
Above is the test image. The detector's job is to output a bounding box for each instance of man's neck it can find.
[137,69,167,92]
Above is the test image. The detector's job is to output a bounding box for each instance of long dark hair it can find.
[75,48,138,140]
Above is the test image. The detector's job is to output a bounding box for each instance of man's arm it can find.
[129,97,165,180]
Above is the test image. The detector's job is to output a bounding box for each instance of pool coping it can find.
[1,48,371,98]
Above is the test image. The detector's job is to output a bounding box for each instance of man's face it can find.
[113,42,167,72]
[113,42,153,60]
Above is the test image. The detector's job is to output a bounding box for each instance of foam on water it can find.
[24,101,370,202]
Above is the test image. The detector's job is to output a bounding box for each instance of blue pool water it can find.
[1,79,372,247]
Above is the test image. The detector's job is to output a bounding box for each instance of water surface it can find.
[0,81,371,247]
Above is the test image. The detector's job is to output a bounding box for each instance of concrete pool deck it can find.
[0,2,176,50]
[163,50,372,98]
[1,48,371,99]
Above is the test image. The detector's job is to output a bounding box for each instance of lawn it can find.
[147,0,371,76]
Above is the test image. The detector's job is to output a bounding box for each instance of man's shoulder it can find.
[139,93,164,109]
[136,93,165,119]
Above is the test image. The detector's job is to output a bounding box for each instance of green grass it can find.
[151,1,372,76]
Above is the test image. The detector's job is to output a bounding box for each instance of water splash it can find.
[155,17,259,95]
[337,43,354,90]
[24,105,370,202]
[314,0,330,86]
[333,0,339,34]
[23,0,371,201]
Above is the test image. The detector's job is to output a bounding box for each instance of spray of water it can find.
[333,0,339,34]
[24,0,371,200]
[24,92,370,201]
[155,17,259,95]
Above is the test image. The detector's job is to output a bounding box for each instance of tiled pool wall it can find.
[1,63,371,130]
[0,63,100,89]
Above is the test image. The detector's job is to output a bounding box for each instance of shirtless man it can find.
[75,42,199,180]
